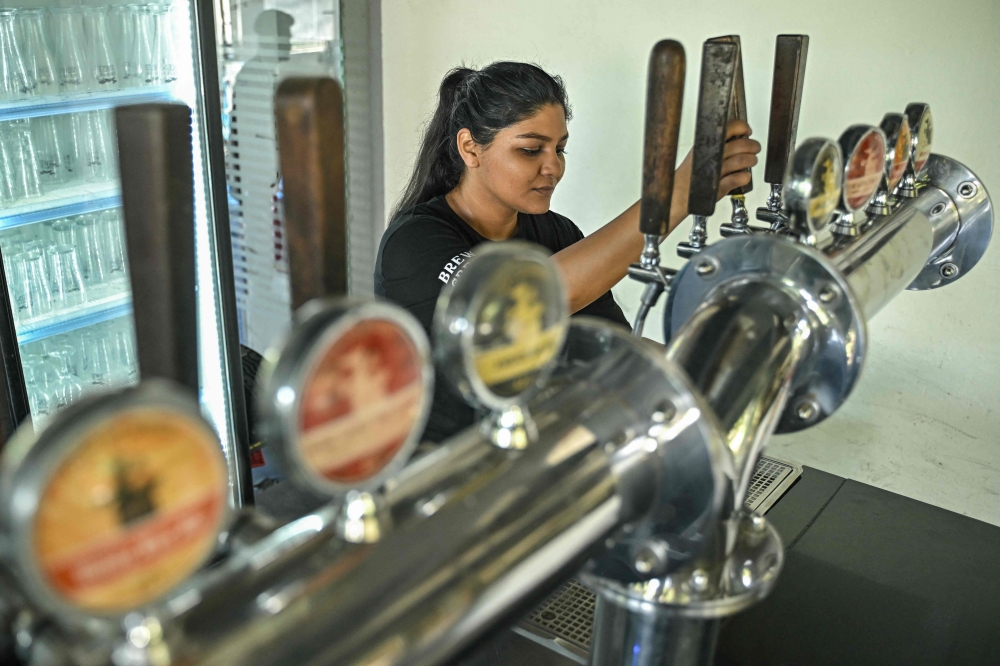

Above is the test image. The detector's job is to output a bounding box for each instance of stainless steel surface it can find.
[582,511,783,666]
[91,319,723,666]
[665,234,866,435]
[516,455,800,659]
[908,154,993,289]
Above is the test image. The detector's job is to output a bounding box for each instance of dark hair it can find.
[391,62,572,221]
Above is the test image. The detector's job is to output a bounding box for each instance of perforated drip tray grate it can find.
[514,456,802,662]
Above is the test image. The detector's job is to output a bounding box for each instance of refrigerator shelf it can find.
[0,184,121,230]
[0,87,175,122]
[16,289,132,344]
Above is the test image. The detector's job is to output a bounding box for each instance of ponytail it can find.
[390,62,571,222]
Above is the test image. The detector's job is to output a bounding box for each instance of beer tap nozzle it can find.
[756,34,809,231]
[676,40,738,258]
[628,39,685,337]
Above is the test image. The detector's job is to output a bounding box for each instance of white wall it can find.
[380,0,1000,525]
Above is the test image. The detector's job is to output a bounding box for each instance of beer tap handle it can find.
[757,34,809,228]
[710,35,762,237]
[117,104,199,395]
[630,39,684,337]
[275,77,348,310]
[677,40,738,259]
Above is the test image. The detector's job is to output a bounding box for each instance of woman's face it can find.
[466,103,568,215]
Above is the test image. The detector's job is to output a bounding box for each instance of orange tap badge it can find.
[32,408,227,614]
[888,121,912,190]
[913,112,933,174]
[297,318,425,485]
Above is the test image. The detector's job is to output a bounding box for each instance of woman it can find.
[376,62,759,443]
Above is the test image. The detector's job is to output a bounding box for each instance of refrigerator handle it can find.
[0,254,28,448]
[275,77,349,309]
[116,103,200,396]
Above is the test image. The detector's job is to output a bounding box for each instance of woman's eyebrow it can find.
[516,132,571,142]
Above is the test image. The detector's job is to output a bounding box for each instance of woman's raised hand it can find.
[717,119,761,199]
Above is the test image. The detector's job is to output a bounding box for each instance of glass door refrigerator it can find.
[0,0,251,505]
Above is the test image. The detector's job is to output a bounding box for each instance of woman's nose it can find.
[539,149,563,178]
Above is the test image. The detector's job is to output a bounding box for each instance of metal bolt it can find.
[651,399,677,423]
[690,569,709,593]
[751,513,766,532]
[795,400,818,422]
[958,182,977,199]
[929,202,946,216]
[695,260,717,277]
[939,262,959,279]
[818,284,839,304]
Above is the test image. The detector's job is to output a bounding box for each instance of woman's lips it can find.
[533,186,555,194]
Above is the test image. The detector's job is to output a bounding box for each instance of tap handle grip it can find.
[116,103,198,395]
[688,41,738,218]
[708,35,752,196]
[764,34,809,184]
[275,77,348,311]
[638,40,686,238]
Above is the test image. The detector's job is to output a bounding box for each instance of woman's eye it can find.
[519,147,542,156]
[556,147,567,155]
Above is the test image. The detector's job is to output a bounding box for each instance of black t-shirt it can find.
[375,195,629,443]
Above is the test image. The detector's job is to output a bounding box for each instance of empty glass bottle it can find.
[32,116,66,186]
[82,7,118,89]
[75,111,112,183]
[152,4,175,83]
[110,6,136,87]
[0,8,34,99]
[51,7,88,92]
[19,10,58,96]
[129,4,158,85]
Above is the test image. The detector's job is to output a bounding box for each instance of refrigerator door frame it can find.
[192,0,254,507]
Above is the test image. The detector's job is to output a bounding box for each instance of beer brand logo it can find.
[473,281,562,394]
[845,132,886,211]
[298,319,425,485]
[33,409,227,613]
[808,152,841,226]
[889,122,912,189]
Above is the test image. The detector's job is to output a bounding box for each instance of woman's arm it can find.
[553,120,760,313]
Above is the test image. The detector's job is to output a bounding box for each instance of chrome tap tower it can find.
[0,35,992,666]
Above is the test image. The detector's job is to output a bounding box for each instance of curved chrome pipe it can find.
[76,320,724,666]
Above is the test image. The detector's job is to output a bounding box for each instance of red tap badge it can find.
[888,121,912,190]
[844,130,886,211]
[33,408,227,614]
[297,318,425,485]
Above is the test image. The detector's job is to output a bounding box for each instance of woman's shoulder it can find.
[522,208,585,250]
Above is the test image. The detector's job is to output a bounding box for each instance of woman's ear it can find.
[455,128,481,168]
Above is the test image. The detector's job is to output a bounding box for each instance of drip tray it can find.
[514,455,802,663]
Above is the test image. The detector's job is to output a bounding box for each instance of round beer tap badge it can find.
[844,129,886,211]
[434,242,568,411]
[471,265,565,399]
[912,109,933,174]
[28,402,228,615]
[887,119,912,190]
[807,142,843,229]
[294,310,429,488]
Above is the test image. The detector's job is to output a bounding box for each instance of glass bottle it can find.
[129,4,157,85]
[18,10,58,97]
[51,7,88,93]
[152,4,175,83]
[110,6,135,87]
[0,9,34,99]
[82,7,118,89]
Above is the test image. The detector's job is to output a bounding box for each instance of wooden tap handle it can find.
[688,41,738,217]
[764,35,809,185]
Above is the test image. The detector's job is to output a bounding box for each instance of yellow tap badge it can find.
[807,144,843,228]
